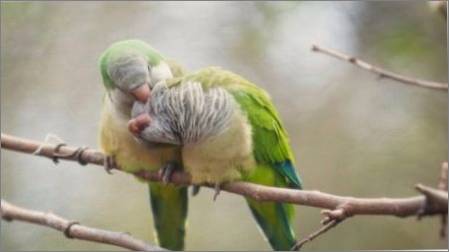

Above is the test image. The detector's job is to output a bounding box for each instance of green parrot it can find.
[130,67,303,250]
[98,39,188,250]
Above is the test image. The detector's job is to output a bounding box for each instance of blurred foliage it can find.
[354,1,447,79]
[1,1,447,250]
[232,2,301,60]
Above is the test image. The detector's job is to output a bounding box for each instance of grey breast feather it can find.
[133,81,234,145]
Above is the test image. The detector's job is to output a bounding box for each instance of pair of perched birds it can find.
[98,39,303,251]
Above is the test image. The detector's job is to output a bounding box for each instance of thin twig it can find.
[291,219,342,251]
[311,44,448,91]
[1,133,447,218]
[0,200,165,251]
[292,206,350,250]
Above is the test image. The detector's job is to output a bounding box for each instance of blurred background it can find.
[1,1,447,250]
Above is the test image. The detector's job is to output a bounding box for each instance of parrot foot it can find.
[32,133,64,154]
[52,144,89,165]
[104,155,117,174]
[159,162,178,184]
[213,183,221,201]
[33,133,66,164]
[71,146,89,166]
[191,185,201,196]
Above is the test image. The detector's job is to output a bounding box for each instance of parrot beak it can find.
[128,113,152,136]
[131,84,151,103]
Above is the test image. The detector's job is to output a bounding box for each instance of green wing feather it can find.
[220,69,301,250]
[231,87,302,189]
[171,67,302,188]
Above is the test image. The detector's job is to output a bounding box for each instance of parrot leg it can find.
[191,185,201,196]
[159,161,179,184]
[213,183,221,201]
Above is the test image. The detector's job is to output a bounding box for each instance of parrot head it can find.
[100,40,174,113]
[107,54,152,103]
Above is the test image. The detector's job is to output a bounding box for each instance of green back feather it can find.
[165,58,186,78]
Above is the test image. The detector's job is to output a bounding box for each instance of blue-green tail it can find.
[243,162,300,250]
[246,199,296,250]
[149,182,188,250]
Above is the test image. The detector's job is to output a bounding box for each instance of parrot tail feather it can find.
[149,182,188,250]
[246,198,296,251]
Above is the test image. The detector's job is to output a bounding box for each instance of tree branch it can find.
[1,133,447,250]
[1,200,165,251]
[1,133,447,216]
[311,44,448,91]
[291,219,342,250]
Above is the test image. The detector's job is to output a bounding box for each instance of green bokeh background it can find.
[1,1,447,250]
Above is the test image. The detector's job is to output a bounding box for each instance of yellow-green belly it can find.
[99,98,178,173]
[182,110,256,185]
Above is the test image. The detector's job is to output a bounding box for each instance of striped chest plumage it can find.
[182,106,256,185]
[136,80,257,184]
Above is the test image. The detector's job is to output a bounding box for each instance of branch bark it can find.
[2,133,447,217]
[311,44,448,91]
[291,219,342,250]
[1,133,447,250]
[1,200,165,251]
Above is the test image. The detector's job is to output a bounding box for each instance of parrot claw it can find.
[104,155,117,174]
[51,143,67,164]
[160,162,178,184]
[32,134,89,165]
[72,146,89,166]
[192,185,201,196]
[213,183,221,201]
[33,133,65,163]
